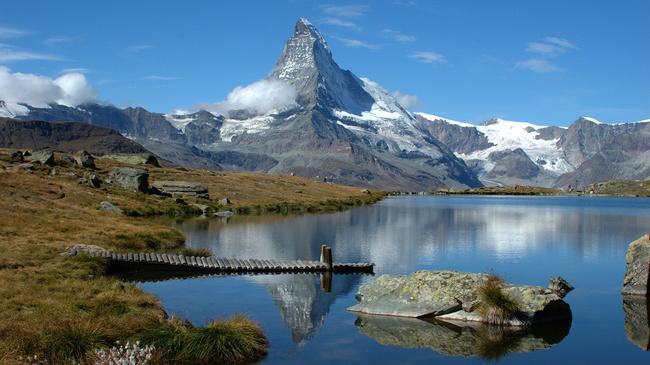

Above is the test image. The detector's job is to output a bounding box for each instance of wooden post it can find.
[320,244,332,271]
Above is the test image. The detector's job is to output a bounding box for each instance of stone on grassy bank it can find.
[347,271,571,326]
[622,234,650,296]
[151,180,209,199]
[26,149,54,165]
[109,167,149,192]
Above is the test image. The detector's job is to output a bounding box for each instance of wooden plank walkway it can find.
[90,246,374,274]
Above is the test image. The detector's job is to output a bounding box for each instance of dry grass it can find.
[0,149,382,363]
[476,275,521,326]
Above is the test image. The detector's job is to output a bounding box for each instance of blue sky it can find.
[1,0,649,125]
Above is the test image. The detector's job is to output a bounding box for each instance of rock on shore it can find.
[151,180,209,199]
[622,234,650,296]
[347,271,571,326]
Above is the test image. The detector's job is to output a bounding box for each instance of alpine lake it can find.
[132,196,650,364]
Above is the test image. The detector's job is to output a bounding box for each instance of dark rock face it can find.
[109,167,149,192]
[415,115,493,154]
[0,118,150,156]
[622,235,650,296]
[555,119,650,188]
[486,148,540,180]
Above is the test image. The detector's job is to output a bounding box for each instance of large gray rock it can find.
[355,314,570,358]
[27,149,54,165]
[623,296,649,351]
[61,244,108,257]
[109,167,149,192]
[104,153,160,167]
[151,180,209,199]
[622,234,650,296]
[74,150,96,169]
[348,271,571,326]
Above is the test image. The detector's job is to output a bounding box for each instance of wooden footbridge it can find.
[86,245,374,274]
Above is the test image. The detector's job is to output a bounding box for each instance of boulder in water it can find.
[348,271,572,326]
[622,234,650,296]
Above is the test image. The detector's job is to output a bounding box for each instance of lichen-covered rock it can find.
[151,180,209,199]
[623,296,649,351]
[355,314,570,358]
[348,271,571,326]
[61,244,108,257]
[622,234,650,296]
[109,167,149,192]
[548,276,574,298]
[26,149,54,165]
[74,150,96,169]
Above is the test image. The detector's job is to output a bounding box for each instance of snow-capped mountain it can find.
[3,18,648,190]
[416,113,650,188]
[165,18,480,190]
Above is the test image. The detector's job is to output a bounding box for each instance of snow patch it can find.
[415,112,475,128]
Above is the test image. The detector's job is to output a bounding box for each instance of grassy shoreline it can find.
[0,149,384,364]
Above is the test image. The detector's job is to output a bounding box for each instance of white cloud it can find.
[526,37,576,56]
[391,91,420,108]
[0,26,27,38]
[409,51,445,63]
[321,18,360,29]
[382,29,415,43]
[336,37,378,49]
[320,4,369,17]
[544,37,576,49]
[515,58,560,73]
[143,75,181,81]
[0,44,62,62]
[0,67,97,115]
[60,68,90,74]
[200,79,297,117]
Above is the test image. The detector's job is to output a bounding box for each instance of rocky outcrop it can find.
[26,149,54,165]
[347,271,572,326]
[0,117,151,155]
[355,314,570,358]
[622,234,650,296]
[74,150,96,169]
[151,181,209,199]
[109,167,149,192]
[103,153,160,167]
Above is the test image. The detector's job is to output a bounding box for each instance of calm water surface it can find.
[139,196,650,364]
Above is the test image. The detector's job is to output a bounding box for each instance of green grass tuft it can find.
[477,275,521,325]
[139,315,267,364]
[41,321,105,364]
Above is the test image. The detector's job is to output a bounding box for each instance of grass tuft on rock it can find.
[477,275,521,326]
[140,315,267,364]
